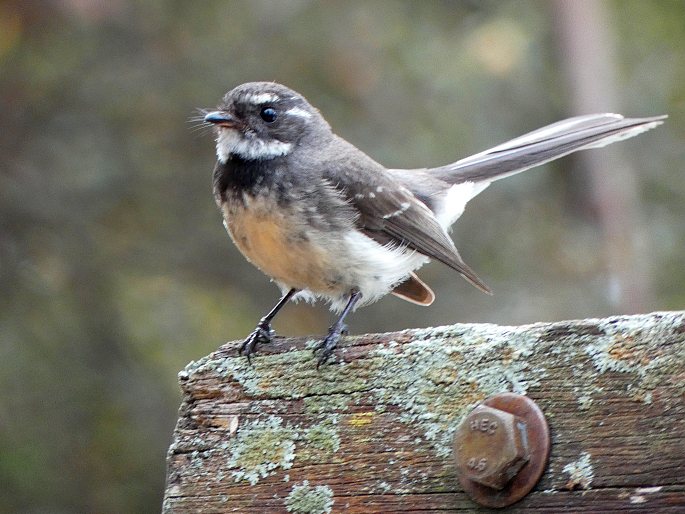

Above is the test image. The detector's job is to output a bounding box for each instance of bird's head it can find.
[203,82,329,162]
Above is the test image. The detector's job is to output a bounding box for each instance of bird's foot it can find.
[314,322,348,368]
[239,320,274,363]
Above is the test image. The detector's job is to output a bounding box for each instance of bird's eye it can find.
[260,107,277,123]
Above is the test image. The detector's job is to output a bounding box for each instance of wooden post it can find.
[163,311,685,512]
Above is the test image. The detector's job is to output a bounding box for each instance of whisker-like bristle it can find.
[187,108,215,136]
[187,108,211,123]
[188,124,213,137]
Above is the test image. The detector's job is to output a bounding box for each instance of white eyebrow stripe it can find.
[246,93,280,105]
[285,106,312,118]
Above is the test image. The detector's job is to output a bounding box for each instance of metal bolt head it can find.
[453,393,551,509]
[454,404,529,490]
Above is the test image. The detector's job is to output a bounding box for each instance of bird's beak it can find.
[204,111,239,128]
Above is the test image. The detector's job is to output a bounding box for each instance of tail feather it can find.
[430,113,666,185]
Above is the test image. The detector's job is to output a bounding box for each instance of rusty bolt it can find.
[454,404,529,489]
[453,393,550,508]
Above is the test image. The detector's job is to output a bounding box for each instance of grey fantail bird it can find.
[203,81,664,366]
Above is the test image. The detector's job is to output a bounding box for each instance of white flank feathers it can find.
[433,181,491,229]
[327,231,429,311]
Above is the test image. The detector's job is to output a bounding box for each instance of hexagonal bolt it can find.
[453,404,530,490]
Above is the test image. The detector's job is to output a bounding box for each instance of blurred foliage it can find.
[0,0,683,512]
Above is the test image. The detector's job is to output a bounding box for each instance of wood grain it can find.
[163,311,685,512]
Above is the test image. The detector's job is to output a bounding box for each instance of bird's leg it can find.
[314,288,363,367]
[240,288,298,362]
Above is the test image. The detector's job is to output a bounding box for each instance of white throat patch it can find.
[215,128,292,162]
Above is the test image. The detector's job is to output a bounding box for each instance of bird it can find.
[202,81,664,366]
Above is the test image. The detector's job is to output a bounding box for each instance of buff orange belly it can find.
[222,199,338,293]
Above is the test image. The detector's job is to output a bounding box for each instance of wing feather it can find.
[322,154,491,294]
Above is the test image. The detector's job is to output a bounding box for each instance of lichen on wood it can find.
[164,311,685,512]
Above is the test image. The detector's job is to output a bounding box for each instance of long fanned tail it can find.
[430,113,666,185]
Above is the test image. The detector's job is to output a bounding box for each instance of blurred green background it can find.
[1,0,683,512]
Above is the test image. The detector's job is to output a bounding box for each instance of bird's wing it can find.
[324,166,491,294]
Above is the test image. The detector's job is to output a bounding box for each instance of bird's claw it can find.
[314,323,348,368]
[239,321,274,363]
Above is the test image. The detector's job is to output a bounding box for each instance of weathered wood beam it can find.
[163,311,685,512]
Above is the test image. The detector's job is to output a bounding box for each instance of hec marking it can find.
[470,416,499,435]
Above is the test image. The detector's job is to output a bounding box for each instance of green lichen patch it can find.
[584,312,685,402]
[302,424,340,457]
[224,415,342,483]
[303,393,351,415]
[285,480,334,514]
[366,324,541,456]
[215,337,373,399]
[302,393,350,416]
[585,312,683,374]
[227,416,297,485]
